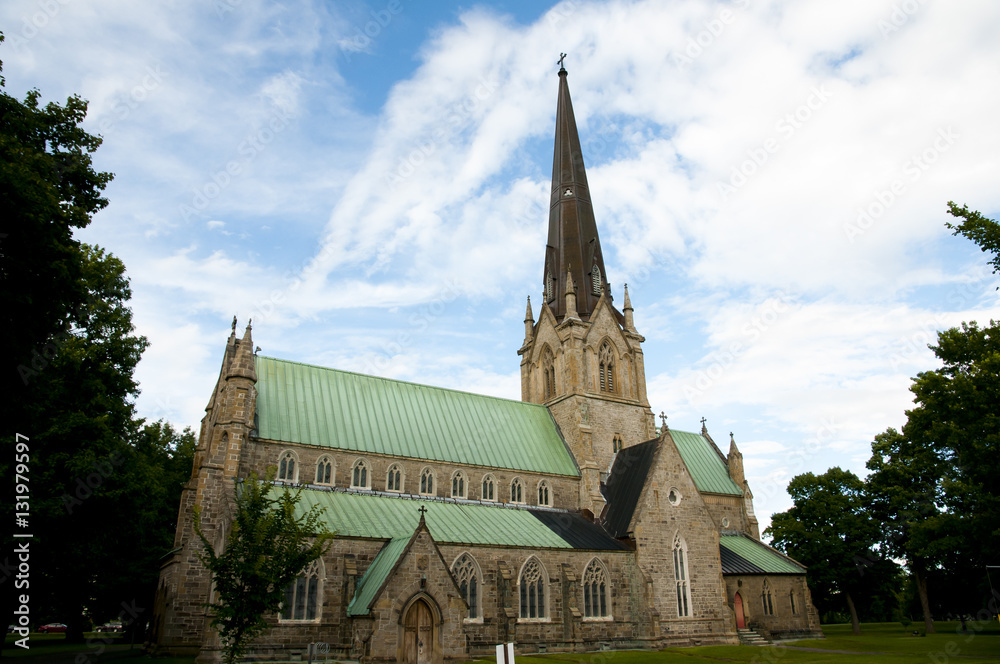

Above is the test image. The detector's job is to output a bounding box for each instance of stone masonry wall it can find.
[243,440,581,511]
[628,434,738,646]
[723,575,822,640]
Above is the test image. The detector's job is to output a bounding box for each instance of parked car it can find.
[37,623,67,633]
[96,622,123,633]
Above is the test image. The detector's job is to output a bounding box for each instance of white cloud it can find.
[3,0,999,526]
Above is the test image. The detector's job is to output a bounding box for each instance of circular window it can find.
[721,517,730,528]
[667,487,681,506]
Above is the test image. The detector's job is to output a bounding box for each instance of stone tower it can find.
[519,65,655,516]
[151,320,258,658]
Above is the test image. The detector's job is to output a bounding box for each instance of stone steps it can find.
[737,628,769,646]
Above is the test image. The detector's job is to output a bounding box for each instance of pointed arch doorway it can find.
[734,592,746,629]
[404,599,433,664]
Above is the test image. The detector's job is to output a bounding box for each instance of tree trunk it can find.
[844,590,861,635]
[914,564,935,634]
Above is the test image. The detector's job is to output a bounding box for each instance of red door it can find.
[734,592,745,629]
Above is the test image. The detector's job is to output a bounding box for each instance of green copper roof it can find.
[296,488,584,548]
[720,534,805,574]
[670,430,743,496]
[347,536,410,616]
[254,356,578,477]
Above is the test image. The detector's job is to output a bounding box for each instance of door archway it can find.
[734,591,745,629]
[403,599,433,664]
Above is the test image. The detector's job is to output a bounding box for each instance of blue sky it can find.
[3,0,998,532]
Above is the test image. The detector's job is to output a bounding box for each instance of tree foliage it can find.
[0,33,114,406]
[864,204,1000,631]
[946,201,1000,284]
[195,473,334,664]
[766,468,898,633]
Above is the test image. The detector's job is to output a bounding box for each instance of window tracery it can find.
[519,557,547,620]
[315,456,333,485]
[537,480,550,506]
[451,553,482,620]
[583,558,609,618]
[351,459,369,489]
[481,474,496,501]
[278,451,297,482]
[599,342,616,393]
[280,559,322,621]
[451,471,466,498]
[419,467,435,495]
[673,534,691,618]
[510,477,524,504]
[386,464,402,492]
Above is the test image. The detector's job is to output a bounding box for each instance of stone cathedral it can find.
[152,66,821,663]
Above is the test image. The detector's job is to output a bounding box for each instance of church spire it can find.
[542,61,611,322]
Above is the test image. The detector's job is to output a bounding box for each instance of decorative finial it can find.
[232,315,237,332]
[418,505,427,524]
[660,411,668,430]
[557,53,567,70]
[730,432,735,442]
[700,417,707,434]
[246,318,252,331]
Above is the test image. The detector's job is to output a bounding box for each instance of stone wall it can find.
[628,434,739,646]
[723,574,822,640]
[242,440,582,511]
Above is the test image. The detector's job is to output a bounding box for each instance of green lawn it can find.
[2,633,196,663]
[470,620,1000,664]
[5,621,997,663]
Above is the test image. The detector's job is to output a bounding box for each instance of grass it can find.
[2,632,196,663]
[468,620,1000,664]
[5,621,997,663]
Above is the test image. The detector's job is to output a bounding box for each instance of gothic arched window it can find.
[451,553,482,620]
[451,470,466,499]
[277,450,297,482]
[315,456,333,485]
[351,459,369,489]
[762,579,775,616]
[419,467,435,495]
[612,434,623,453]
[542,348,556,399]
[673,534,691,618]
[519,557,547,620]
[481,474,496,501]
[599,342,616,393]
[386,464,403,492]
[583,558,609,619]
[510,477,524,504]
[789,589,797,615]
[280,559,322,621]
[591,262,602,295]
[537,480,550,507]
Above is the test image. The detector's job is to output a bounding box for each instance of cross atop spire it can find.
[541,63,613,323]
[557,52,567,70]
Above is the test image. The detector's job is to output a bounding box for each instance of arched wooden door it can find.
[734,592,745,629]
[403,599,432,664]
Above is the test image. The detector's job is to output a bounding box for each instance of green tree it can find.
[0,32,114,413]
[946,201,1000,283]
[195,473,334,664]
[864,203,1000,633]
[865,427,951,634]
[765,467,895,634]
[88,420,196,638]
